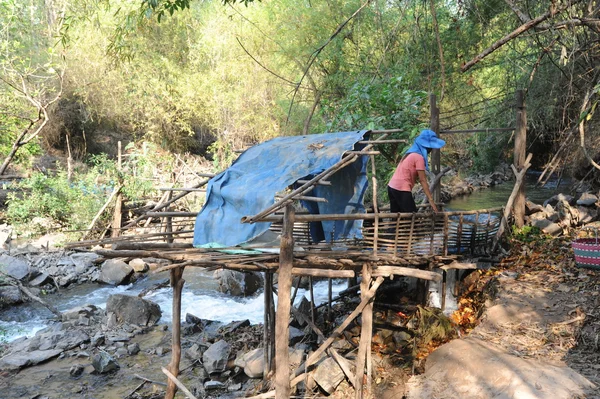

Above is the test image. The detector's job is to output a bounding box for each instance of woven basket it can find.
[572,237,600,270]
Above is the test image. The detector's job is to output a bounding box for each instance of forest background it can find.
[1,0,599,237]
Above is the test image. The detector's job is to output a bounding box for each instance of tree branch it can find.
[462,0,584,72]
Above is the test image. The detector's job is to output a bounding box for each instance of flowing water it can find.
[445,172,572,211]
[1,173,572,342]
[0,268,349,343]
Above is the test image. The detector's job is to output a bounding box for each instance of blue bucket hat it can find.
[405,129,446,170]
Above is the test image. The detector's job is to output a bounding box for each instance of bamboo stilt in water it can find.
[355,263,374,398]
[264,271,272,377]
[275,204,295,399]
[165,266,185,399]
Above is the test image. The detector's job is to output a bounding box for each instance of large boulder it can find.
[92,351,120,373]
[98,259,133,285]
[0,285,23,307]
[215,269,264,297]
[106,294,161,326]
[0,254,30,281]
[203,339,231,374]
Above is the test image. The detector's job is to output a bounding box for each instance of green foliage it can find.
[6,170,107,234]
[208,140,237,172]
[465,131,511,173]
[6,142,168,236]
[511,225,543,243]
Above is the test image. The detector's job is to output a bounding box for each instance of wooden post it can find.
[112,141,123,238]
[370,155,379,255]
[275,204,295,399]
[165,266,185,399]
[429,94,441,203]
[514,90,527,227]
[355,263,374,398]
[264,271,272,377]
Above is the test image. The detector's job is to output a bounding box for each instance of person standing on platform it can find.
[387,129,445,213]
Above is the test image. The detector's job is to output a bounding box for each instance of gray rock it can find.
[127,343,140,355]
[70,252,101,273]
[106,294,161,326]
[531,219,562,236]
[577,206,598,224]
[185,343,204,360]
[115,347,128,358]
[235,347,264,378]
[70,364,84,377]
[0,254,30,280]
[221,319,250,334]
[92,351,119,373]
[203,339,231,374]
[0,285,23,306]
[215,269,263,297]
[29,272,51,287]
[312,356,347,394]
[91,333,105,347]
[98,259,133,285]
[289,326,306,345]
[62,305,100,322]
[228,383,242,392]
[0,349,63,370]
[129,258,149,273]
[204,380,224,390]
[33,329,89,352]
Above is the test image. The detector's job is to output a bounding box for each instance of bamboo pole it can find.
[264,271,272,377]
[165,266,185,399]
[275,204,295,399]
[355,263,374,398]
[370,154,379,255]
[250,208,503,223]
[112,141,123,239]
[162,367,197,399]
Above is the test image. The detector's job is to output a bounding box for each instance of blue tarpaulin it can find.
[193,131,369,247]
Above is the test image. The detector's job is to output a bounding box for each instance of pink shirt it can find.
[388,152,425,192]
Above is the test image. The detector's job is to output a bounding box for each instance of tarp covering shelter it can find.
[193,131,369,247]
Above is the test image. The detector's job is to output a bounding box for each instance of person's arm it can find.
[417,170,439,213]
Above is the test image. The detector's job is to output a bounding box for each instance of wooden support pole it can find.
[430,94,441,203]
[275,204,295,399]
[370,154,379,255]
[264,271,272,377]
[355,263,374,398]
[165,266,185,399]
[513,90,527,227]
[112,141,123,238]
[495,153,533,247]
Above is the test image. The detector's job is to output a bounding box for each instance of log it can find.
[371,265,442,282]
[275,204,295,399]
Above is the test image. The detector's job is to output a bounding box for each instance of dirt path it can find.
[405,234,600,399]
